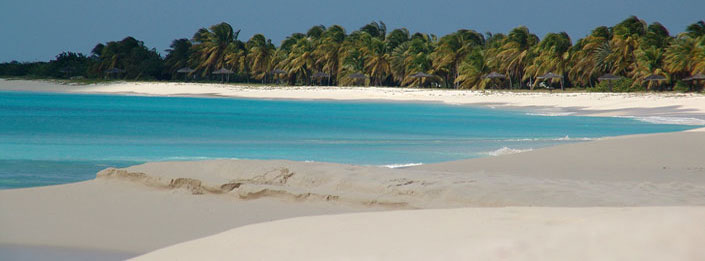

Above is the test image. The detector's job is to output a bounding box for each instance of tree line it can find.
[1,16,704,91]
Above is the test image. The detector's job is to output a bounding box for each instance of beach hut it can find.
[409,72,434,88]
[597,73,623,92]
[212,68,234,82]
[536,72,564,91]
[176,67,195,81]
[348,73,367,86]
[312,72,331,86]
[482,72,507,89]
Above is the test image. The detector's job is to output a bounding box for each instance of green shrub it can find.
[589,78,642,92]
[673,80,691,92]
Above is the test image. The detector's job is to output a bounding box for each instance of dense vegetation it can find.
[2,16,704,91]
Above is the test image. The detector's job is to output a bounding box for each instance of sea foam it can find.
[617,116,705,126]
[487,147,533,156]
[382,163,424,169]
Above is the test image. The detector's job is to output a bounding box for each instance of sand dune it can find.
[93,129,705,208]
[2,129,704,256]
[133,207,705,261]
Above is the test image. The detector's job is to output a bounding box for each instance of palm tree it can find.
[359,21,386,40]
[524,32,572,90]
[633,46,667,90]
[164,38,193,76]
[246,34,275,83]
[569,26,612,87]
[664,36,700,79]
[490,26,539,88]
[433,30,485,88]
[607,16,647,78]
[284,37,316,85]
[363,37,391,86]
[190,22,240,77]
[314,25,346,85]
[400,34,437,87]
[685,21,705,38]
[455,47,491,89]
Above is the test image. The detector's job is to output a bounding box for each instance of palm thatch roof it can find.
[312,72,330,78]
[271,69,286,74]
[684,73,705,81]
[177,67,195,73]
[348,73,367,79]
[482,72,506,79]
[59,67,75,73]
[212,68,234,74]
[597,73,622,81]
[537,72,563,79]
[643,74,666,81]
[105,68,124,74]
[409,72,433,78]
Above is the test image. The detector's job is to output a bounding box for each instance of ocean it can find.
[0,91,697,189]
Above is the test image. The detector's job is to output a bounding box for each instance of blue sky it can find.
[1,0,703,62]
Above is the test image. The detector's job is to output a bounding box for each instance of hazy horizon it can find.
[1,0,704,62]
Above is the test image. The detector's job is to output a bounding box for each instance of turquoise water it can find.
[0,91,697,189]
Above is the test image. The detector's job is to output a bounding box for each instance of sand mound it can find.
[133,207,705,261]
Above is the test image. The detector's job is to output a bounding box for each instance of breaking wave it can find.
[486,147,533,156]
[381,163,424,169]
[617,116,705,126]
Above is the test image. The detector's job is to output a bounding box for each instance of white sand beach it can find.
[2,79,705,124]
[133,207,705,261]
[1,79,705,260]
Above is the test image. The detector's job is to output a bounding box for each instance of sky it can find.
[1,0,703,62]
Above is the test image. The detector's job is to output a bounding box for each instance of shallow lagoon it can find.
[0,91,696,188]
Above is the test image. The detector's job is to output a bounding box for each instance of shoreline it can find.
[2,78,705,259]
[3,78,705,125]
[2,129,705,255]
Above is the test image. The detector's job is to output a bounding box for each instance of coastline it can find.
[2,78,705,125]
[2,78,705,259]
[1,130,704,257]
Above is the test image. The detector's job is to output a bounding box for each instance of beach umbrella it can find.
[536,72,564,91]
[683,73,705,81]
[212,68,234,82]
[642,74,667,91]
[105,68,124,74]
[597,73,622,81]
[348,73,367,79]
[348,73,367,86]
[643,74,666,81]
[409,72,433,78]
[312,72,331,86]
[597,73,623,92]
[270,69,287,85]
[482,72,508,89]
[177,67,195,73]
[683,73,705,91]
[312,72,330,78]
[409,72,435,88]
[482,72,506,79]
[176,67,195,81]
